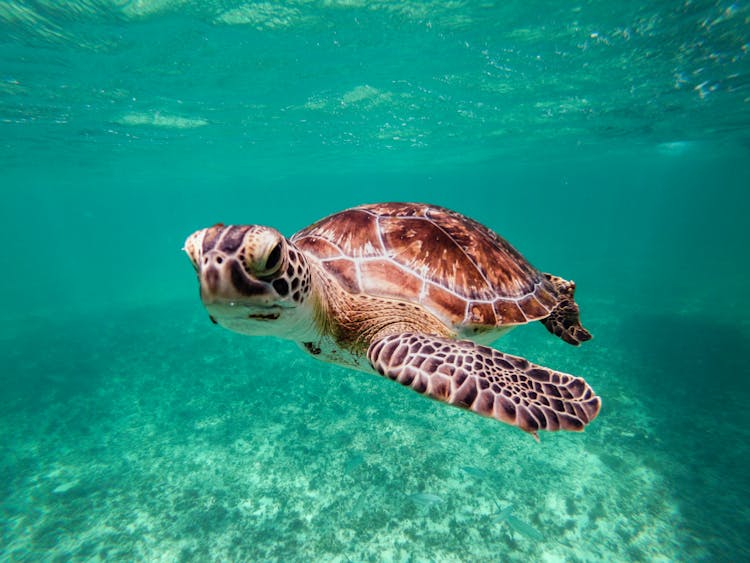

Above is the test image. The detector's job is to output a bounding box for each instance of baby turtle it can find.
[184,203,600,438]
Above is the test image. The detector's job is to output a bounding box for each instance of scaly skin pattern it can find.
[368,333,600,440]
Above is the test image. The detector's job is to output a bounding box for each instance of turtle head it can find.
[184,224,313,337]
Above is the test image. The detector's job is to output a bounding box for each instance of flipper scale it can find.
[367,332,601,438]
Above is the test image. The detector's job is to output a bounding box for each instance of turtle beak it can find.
[184,229,206,272]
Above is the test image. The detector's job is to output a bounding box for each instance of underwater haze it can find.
[2,1,749,561]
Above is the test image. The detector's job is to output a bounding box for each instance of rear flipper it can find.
[367,332,601,439]
[541,273,592,346]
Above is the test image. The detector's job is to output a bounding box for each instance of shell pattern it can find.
[291,203,560,329]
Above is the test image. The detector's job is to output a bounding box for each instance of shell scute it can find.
[296,209,383,259]
[294,235,341,260]
[467,302,497,325]
[292,203,549,328]
[360,260,422,298]
[424,283,464,321]
[382,218,494,300]
[493,299,527,325]
[533,284,558,310]
[319,258,360,293]
[518,294,552,319]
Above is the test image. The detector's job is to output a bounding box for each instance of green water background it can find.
[1,1,749,560]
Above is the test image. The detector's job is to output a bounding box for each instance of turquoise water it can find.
[2,1,749,560]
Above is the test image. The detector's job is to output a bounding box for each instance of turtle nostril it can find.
[215,256,224,264]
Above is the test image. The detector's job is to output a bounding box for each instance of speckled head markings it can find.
[185,202,600,438]
[184,224,314,338]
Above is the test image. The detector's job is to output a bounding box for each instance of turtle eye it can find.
[260,242,283,276]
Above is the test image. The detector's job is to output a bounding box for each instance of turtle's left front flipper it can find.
[367,333,600,437]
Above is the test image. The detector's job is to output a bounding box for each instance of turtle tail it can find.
[540,274,592,346]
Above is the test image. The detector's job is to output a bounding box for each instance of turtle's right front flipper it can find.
[367,333,600,438]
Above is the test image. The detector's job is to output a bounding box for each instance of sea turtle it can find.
[184,202,600,438]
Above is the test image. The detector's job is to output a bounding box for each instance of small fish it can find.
[408,493,445,508]
[493,502,544,541]
[461,466,488,478]
[506,514,544,541]
[493,503,515,522]
[52,480,79,494]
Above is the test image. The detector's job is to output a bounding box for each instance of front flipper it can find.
[367,333,601,438]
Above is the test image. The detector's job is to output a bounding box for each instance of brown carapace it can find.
[185,202,600,439]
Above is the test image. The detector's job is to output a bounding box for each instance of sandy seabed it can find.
[1,297,747,561]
